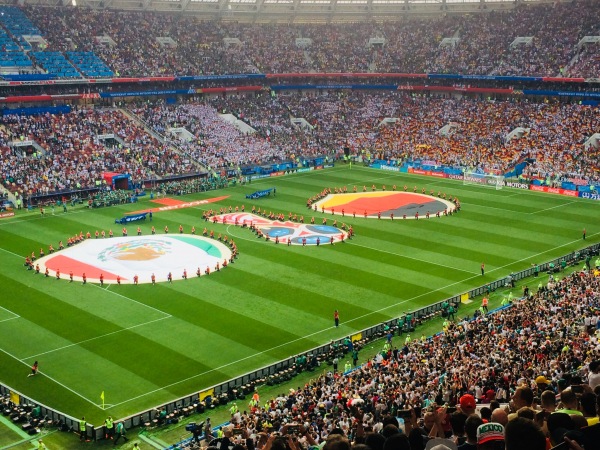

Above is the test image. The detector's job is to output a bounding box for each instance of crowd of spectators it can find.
[2,91,599,197]
[174,269,600,450]
[135,92,599,184]
[16,1,600,78]
[132,101,291,171]
[0,107,198,197]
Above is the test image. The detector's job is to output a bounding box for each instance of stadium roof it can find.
[8,0,558,22]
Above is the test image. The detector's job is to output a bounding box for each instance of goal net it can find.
[462,171,505,190]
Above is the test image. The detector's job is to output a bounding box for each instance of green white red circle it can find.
[36,235,232,284]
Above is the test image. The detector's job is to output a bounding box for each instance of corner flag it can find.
[100,391,105,408]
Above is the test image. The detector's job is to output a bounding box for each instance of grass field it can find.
[0,165,598,428]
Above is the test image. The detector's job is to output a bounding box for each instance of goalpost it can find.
[462,171,505,190]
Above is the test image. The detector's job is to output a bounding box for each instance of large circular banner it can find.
[36,235,232,284]
[313,191,456,219]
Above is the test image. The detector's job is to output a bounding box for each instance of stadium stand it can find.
[65,51,113,78]
[1,2,600,449]
[11,2,600,77]
[0,108,200,198]
[169,269,600,450]
[2,93,599,198]
[30,51,80,78]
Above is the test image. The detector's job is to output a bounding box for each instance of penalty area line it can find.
[89,283,171,318]
[22,315,172,360]
[0,346,102,409]
[351,241,477,275]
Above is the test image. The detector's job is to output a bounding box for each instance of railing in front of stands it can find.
[1,243,597,443]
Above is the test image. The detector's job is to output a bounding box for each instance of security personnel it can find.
[79,417,87,441]
[105,415,114,439]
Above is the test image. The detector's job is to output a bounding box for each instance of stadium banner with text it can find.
[378,165,401,172]
[351,332,363,342]
[529,185,578,197]
[266,72,427,79]
[504,182,530,190]
[100,89,191,98]
[427,73,542,82]
[115,212,148,224]
[579,192,600,201]
[377,166,600,201]
[245,188,275,199]
[177,74,265,82]
[408,168,448,178]
[399,85,515,95]
[271,84,398,91]
[0,211,15,219]
[111,76,175,83]
[522,89,600,99]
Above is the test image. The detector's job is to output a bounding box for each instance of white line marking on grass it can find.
[460,202,519,214]
[350,242,477,275]
[528,201,576,215]
[0,246,172,318]
[22,315,172,360]
[0,305,20,318]
[0,346,101,408]
[0,208,90,227]
[0,316,19,324]
[89,283,171,318]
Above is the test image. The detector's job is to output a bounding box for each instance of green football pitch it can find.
[0,165,598,426]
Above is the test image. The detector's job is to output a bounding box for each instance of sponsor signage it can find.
[529,185,578,197]
[0,211,15,219]
[505,182,529,190]
[580,192,600,201]
[409,168,448,178]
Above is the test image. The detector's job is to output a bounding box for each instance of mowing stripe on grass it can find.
[0,346,101,408]
[23,315,172,360]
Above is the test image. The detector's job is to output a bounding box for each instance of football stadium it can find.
[0,0,600,449]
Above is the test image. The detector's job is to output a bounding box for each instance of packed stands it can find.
[2,92,599,197]
[0,108,199,198]
[10,1,600,78]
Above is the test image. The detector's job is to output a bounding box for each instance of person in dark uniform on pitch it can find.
[334,310,340,327]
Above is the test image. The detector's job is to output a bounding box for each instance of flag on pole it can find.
[100,391,105,408]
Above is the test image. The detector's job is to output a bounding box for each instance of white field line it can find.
[0,346,102,408]
[528,201,577,215]
[0,246,172,319]
[0,305,20,318]
[349,241,477,275]
[22,316,172,360]
[0,206,90,227]
[0,316,19,324]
